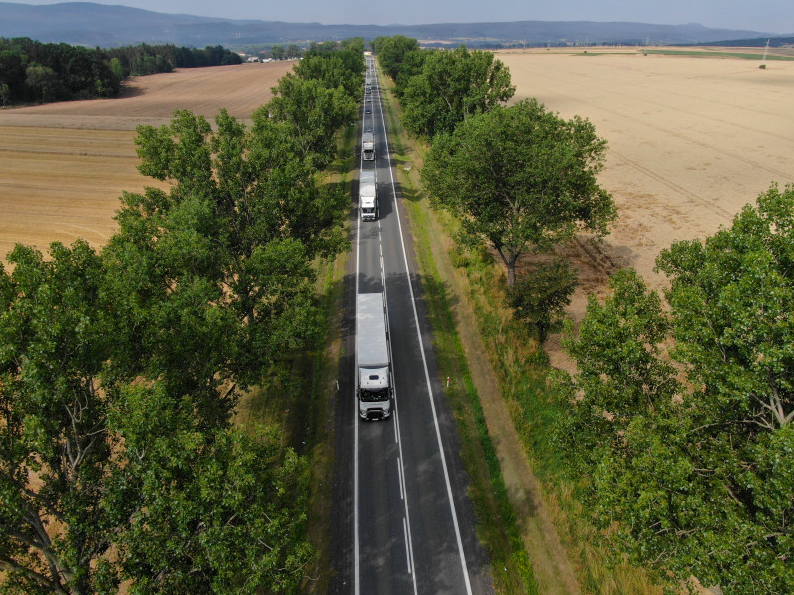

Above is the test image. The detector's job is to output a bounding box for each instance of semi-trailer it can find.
[357,292,392,420]
[359,168,377,221]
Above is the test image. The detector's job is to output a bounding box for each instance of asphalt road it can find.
[329,56,493,595]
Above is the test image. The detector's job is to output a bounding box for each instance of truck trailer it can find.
[357,292,392,420]
[359,168,377,221]
[362,131,375,161]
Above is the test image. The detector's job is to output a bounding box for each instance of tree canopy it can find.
[292,42,364,100]
[0,241,312,595]
[401,45,515,138]
[267,74,358,170]
[555,184,794,594]
[422,98,616,285]
[373,35,419,82]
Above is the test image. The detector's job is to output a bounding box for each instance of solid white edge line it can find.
[403,517,412,574]
[375,59,475,595]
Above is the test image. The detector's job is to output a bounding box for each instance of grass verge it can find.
[379,69,539,595]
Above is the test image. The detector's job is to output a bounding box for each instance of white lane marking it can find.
[376,61,475,595]
[403,517,412,574]
[398,458,405,500]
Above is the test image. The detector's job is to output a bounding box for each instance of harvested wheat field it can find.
[0,62,293,261]
[498,49,794,371]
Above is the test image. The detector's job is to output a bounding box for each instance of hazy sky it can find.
[14,0,794,34]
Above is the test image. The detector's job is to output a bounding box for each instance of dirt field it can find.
[497,49,794,371]
[0,62,293,261]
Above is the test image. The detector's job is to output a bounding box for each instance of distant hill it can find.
[0,1,779,48]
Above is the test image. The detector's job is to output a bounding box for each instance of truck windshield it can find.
[362,207,374,213]
[360,388,389,402]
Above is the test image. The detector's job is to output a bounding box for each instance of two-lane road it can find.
[330,56,493,595]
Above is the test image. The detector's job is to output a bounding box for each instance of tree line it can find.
[375,34,793,593]
[104,43,242,76]
[0,40,363,595]
[374,35,615,338]
[0,38,242,106]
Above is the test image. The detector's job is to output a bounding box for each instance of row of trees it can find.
[0,37,120,103]
[0,41,363,595]
[374,36,615,339]
[378,35,793,593]
[269,44,302,61]
[0,38,242,106]
[555,185,794,593]
[104,43,242,77]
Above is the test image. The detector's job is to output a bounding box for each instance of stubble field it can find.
[0,61,293,261]
[497,49,794,370]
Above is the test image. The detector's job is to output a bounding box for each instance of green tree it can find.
[106,383,312,595]
[0,243,312,595]
[292,50,363,100]
[24,63,61,102]
[556,185,794,594]
[505,259,578,344]
[106,109,347,392]
[271,44,286,60]
[393,48,430,97]
[107,57,124,82]
[267,73,358,169]
[0,241,118,595]
[422,98,616,285]
[373,35,419,81]
[401,45,514,138]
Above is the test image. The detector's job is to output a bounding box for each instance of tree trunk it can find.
[493,244,519,286]
[506,252,518,286]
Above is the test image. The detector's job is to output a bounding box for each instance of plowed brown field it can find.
[497,49,794,371]
[0,62,293,261]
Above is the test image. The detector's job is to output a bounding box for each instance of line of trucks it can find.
[357,62,392,421]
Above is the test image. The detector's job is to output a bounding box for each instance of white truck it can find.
[362,131,375,161]
[359,168,377,221]
[357,292,392,420]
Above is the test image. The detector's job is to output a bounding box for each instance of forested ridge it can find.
[0,39,363,595]
[0,37,242,106]
[376,34,793,594]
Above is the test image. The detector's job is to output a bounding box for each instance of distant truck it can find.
[357,292,392,420]
[362,131,375,161]
[359,168,377,221]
